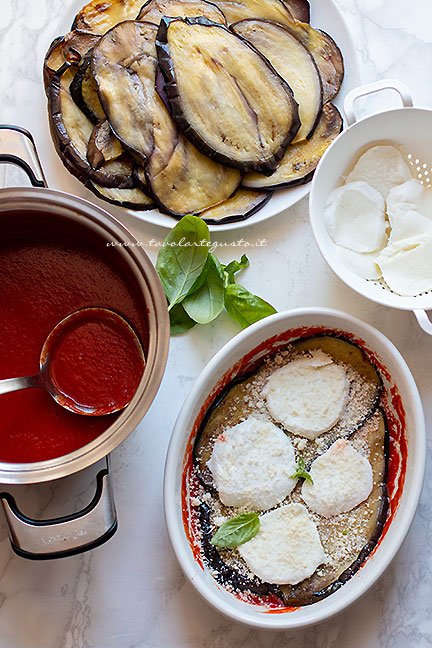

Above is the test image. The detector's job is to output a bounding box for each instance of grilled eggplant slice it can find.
[157,17,300,173]
[91,21,158,163]
[44,30,100,94]
[280,21,344,104]
[282,0,309,23]
[70,53,106,123]
[72,0,145,34]
[243,103,342,189]
[147,94,241,215]
[87,119,124,169]
[232,19,322,142]
[213,1,343,102]
[211,0,293,25]
[137,0,227,24]
[199,188,272,224]
[87,183,155,209]
[49,66,134,188]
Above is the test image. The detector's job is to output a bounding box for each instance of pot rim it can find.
[0,187,170,483]
[163,307,425,629]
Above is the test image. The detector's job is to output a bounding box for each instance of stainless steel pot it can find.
[0,125,170,559]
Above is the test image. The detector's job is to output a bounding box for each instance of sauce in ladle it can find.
[44,308,145,416]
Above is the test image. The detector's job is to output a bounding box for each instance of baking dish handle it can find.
[0,125,47,188]
[344,79,413,127]
[414,310,432,336]
[0,456,117,559]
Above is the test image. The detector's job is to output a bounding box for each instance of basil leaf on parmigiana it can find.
[155,215,210,309]
[183,254,225,324]
[210,512,260,548]
[224,284,277,328]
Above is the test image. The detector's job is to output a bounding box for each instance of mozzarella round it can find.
[324,181,387,253]
[302,439,373,517]
[387,179,432,244]
[207,416,297,510]
[346,145,412,198]
[378,233,432,296]
[238,504,325,585]
[262,351,348,440]
[337,246,383,280]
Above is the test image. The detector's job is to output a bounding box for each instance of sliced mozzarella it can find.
[346,145,412,198]
[324,181,387,253]
[377,233,432,296]
[238,504,325,585]
[387,179,432,243]
[337,246,383,280]
[302,439,373,517]
[207,416,297,510]
[262,351,348,440]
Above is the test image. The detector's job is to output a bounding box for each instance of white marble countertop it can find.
[1,0,432,646]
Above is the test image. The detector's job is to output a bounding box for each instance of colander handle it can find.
[344,80,413,127]
[414,310,432,336]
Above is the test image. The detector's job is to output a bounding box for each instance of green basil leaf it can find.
[169,303,196,335]
[183,254,225,324]
[290,456,314,484]
[223,254,250,284]
[155,215,210,310]
[224,284,277,328]
[210,512,260,548]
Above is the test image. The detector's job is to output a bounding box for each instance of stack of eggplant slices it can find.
[44,0,344,224]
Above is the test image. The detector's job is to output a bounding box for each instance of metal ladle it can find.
[0,308,145,415]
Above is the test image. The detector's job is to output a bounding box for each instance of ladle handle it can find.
[0,125,47,188]
[343,79,413,127]
[0,375,38,395]
[0,457,117,560]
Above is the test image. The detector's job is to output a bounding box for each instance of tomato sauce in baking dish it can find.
[0,212,148,463]
[181,326,408,611]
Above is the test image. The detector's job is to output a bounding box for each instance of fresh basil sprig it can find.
[155,214,210,311]
[182,255,225,324]
[223,254,250,285]
[155,215,277,334]
[168,303,196,335]
[291,456,314,484]
[210,512,260,548]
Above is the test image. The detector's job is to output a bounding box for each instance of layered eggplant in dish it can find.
[44,0,343,223]
[182,333,407,609]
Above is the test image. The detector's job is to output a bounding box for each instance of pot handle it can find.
[0,457,117,560]
[0,125,47,188]
[414,310,432,336]
[343,79,413,127]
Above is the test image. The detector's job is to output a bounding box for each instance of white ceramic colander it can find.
[309,79,432,335]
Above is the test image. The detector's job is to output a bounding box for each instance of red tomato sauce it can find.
[48,309,144,416]
[0,212,148,463]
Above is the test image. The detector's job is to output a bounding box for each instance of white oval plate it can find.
[41,0,360,232]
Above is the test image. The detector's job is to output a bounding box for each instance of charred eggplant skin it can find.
[49,64,134,188]
[199,502,284,600]
[70,52,105,123]
[85,182,156,210]
[201,189,273,225]
[283,0,310,23]
[156,16,300,175]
